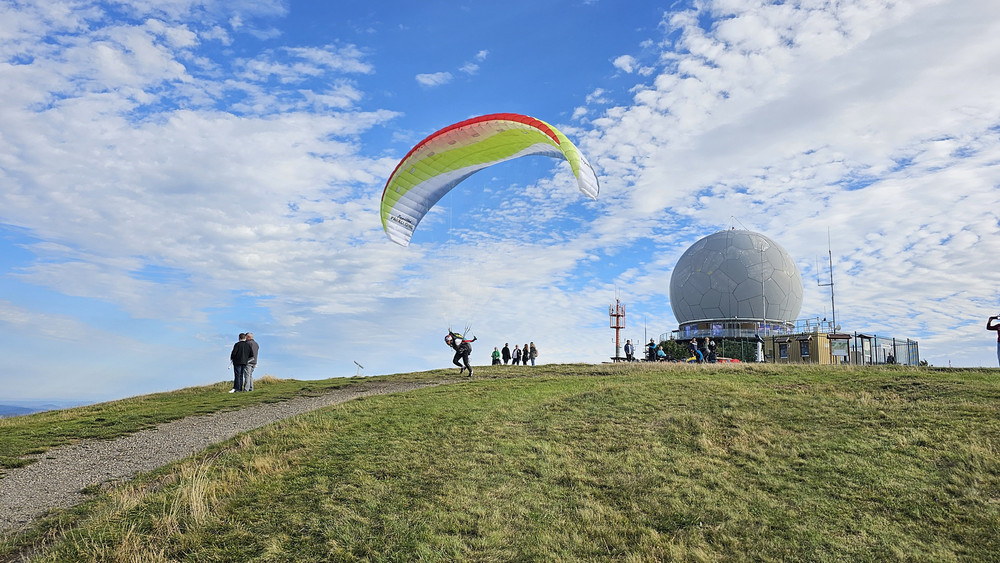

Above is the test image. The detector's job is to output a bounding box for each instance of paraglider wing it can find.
[380,113,599,246]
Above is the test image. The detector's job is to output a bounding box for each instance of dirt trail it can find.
[0,380,445,535]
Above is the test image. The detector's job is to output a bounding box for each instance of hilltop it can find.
[2,363,999,561]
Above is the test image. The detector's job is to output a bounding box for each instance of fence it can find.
[851,334,920,366]
[661,318,920,366]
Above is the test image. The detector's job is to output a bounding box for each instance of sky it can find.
[2,0,1000,403]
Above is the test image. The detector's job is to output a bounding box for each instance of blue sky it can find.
[3,0,1000,402]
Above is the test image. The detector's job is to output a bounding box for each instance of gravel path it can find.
[0,380,445,535]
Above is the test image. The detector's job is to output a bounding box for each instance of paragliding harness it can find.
[446,327,476,376]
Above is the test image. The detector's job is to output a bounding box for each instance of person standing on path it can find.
[244,332,259,391]
[230,333,254,393]
[513,344,521,365]
[624,339,634,362]
[988,315,1000,366]
[528,342,538,366]
[502,343,511,365]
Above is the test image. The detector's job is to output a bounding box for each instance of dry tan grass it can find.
[254,374,283,385]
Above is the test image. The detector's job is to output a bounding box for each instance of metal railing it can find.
[662,317,837,342]
[660,318,920,366]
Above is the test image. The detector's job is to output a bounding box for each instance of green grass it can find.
[0,371,444,472]
[4,363,1000,561]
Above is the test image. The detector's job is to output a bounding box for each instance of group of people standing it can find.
[492,342,538,366]
[622,338,664,361]
[621,337,719,363]
[686,337,718,363]
[229,332,258,392]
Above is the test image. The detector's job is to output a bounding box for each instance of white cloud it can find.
[415,71,453,87]
[613,54,637,73]
[0,299,94,342]
[586,88,609,104]
[284,45,373,74]
[143,18,199,49]
[238,44,372,84]
[0,0,411,400]
[300,81,365,109]
[581,0,1000,366]
[459,49,490,75]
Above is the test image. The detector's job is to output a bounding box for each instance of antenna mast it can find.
[817,230,837,330]
[609,296,626,362]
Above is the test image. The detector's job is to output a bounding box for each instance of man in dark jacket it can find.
[230,333,255,393]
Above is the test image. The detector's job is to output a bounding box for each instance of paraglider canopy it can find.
[380,113,599,246]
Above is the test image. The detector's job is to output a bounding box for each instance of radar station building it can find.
[665,229,919,365]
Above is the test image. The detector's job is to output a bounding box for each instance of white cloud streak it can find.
[415,71,453,87]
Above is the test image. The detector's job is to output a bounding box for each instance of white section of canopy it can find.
[385,143,566,246]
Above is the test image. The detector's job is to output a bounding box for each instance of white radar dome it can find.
[669,230,803,325]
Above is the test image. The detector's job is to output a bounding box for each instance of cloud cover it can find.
[1,0,999,401]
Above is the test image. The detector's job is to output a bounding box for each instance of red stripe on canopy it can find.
[381,113,560,200]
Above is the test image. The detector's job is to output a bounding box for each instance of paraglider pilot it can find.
[445,331,477,377]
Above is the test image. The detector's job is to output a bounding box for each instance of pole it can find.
[828,243,837,330]
[609,299,626,362]
[761,242,766,333]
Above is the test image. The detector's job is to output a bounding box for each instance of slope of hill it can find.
[0,379,442,537]
[2,364,999,561]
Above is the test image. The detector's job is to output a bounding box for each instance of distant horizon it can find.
[0,399,93,418]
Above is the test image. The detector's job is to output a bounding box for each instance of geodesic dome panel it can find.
[669,230,803,324]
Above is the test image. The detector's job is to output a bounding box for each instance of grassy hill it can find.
[3,363,1000,561]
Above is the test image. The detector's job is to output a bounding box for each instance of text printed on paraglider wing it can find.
[389,214,415,232]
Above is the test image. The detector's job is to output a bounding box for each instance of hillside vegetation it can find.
[3,363,1000,561]
[0,373,439,472]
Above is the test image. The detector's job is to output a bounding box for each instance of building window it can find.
[778,343,788,359]
[799,341,810,357]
